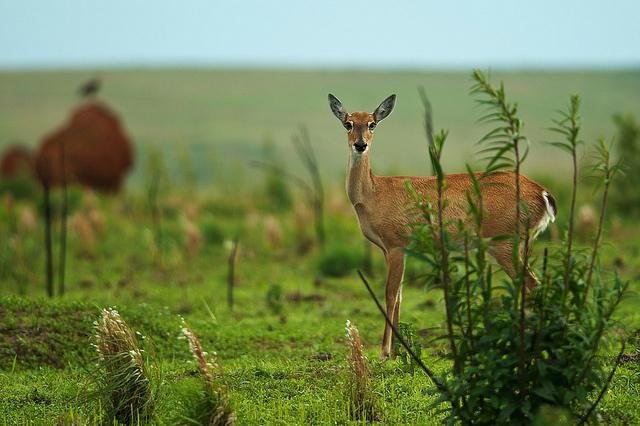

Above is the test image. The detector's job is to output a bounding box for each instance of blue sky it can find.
[1,0,639,69]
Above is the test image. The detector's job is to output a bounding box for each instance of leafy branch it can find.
[548,95,582,295]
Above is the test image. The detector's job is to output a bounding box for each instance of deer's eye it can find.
[344,122,353,131]
[368,122,376,131]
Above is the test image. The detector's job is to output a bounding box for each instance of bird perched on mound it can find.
[78,77,101,99]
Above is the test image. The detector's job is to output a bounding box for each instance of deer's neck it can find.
[346,151,374,205]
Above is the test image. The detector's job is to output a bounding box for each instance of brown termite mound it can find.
[35,101,134,192]
[0,144,33,179]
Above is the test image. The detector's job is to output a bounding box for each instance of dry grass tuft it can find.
[181,318,236,426]
[71,211,96,253]
[292,202,314,255]
[578,204,597,240]
[17,205,37,233]
[181,216,203,259]
[264,215,283,250]
[345,320,378,421]
[93,308,155,424]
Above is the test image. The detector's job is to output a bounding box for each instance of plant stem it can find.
[563,144,578,296]
[463,234,474,352]
[293,126,325,249]
[561,96,580,299]
[227,237,239,311]
[584,171,611,303]
[436,170,458,368]
[418,86,436,175]
[532,248,549,365]
[43,184,54,298]
[58,140,68,297]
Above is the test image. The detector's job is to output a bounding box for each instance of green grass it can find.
[0,184,639,424]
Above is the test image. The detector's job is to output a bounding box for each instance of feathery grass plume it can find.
[180,318,236,426]
[344,320,377,421]
[93,308,155,424]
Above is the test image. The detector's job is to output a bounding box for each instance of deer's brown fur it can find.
[329,94,557,358]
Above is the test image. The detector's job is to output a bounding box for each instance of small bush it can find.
[0,175,37,200]
[266,283,283,316]
[201,216,226,246]
[264,169,293,212]
[36,186,84,215]
[392,322,423,375]
[317,245,363,278]
[397,71,629,424]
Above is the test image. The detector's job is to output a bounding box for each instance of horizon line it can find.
[1,60,639,73]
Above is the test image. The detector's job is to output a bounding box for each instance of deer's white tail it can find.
[532,190,557,239]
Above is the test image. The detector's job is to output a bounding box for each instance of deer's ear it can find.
[328,94,348,123]
[373,94,396,122]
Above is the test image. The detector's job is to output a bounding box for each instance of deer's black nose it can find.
[354,141,367,152]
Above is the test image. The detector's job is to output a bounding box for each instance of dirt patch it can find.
[0,306,97,369]
[286,291,326,304]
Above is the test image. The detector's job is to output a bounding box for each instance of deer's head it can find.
[328,94,396,154]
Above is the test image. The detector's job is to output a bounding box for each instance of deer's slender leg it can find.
[391,281,403,355]
[381,248,405,358]
[391,255,406,333]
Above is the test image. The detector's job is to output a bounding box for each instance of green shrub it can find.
[391,322,423,375]
[317,245,363,278]
[0,175,37,200]
[266,283,283,315]
[35,186,83,215]
[395,71,628,424]
[201,216,226,246]
[264,169,293,212]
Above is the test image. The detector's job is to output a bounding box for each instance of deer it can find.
[328,93,557,358]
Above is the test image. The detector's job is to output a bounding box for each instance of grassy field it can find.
[1,68,639,424]
[0,186,639,424]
